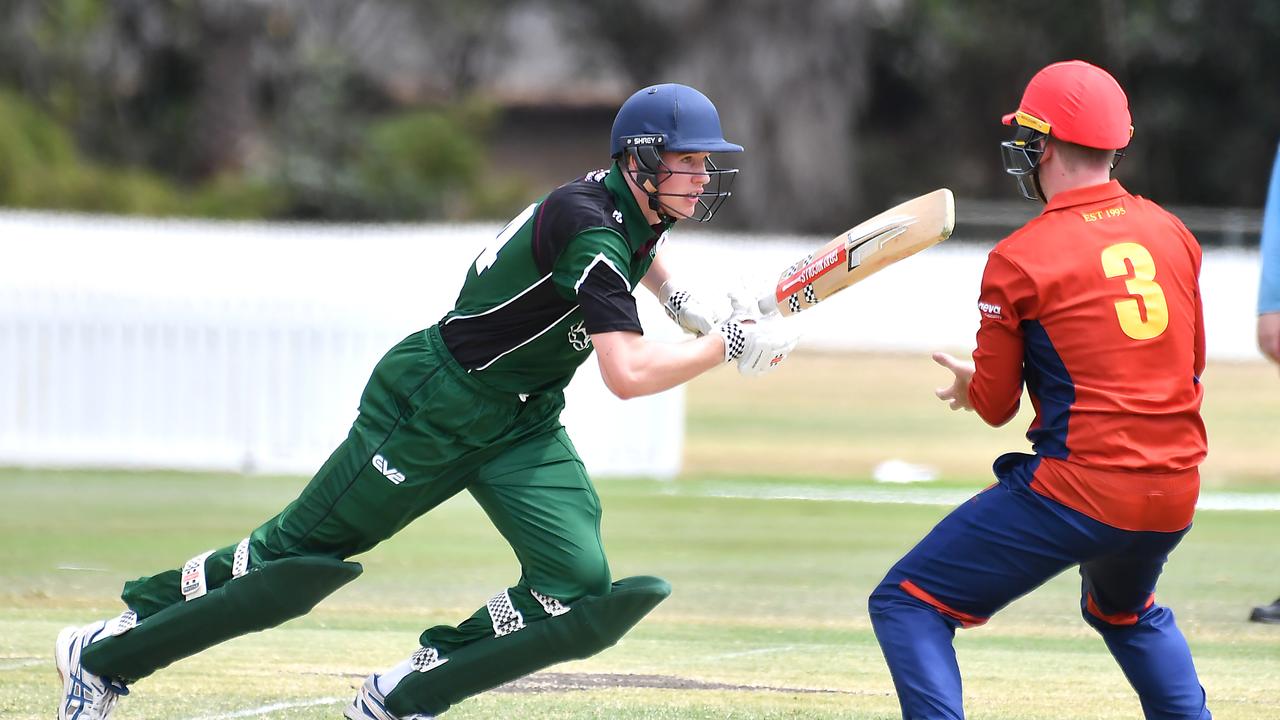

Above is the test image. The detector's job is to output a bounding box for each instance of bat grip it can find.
[757,294,780,316]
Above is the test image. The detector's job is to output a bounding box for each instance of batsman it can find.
[54,83,799,720]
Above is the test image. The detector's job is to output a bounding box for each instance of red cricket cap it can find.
[1001,60,1133,150]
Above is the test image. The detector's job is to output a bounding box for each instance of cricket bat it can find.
[759,188,955,316]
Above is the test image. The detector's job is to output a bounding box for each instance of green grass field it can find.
[3,352,1278,719]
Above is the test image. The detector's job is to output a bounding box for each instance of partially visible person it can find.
[869,60,1212,719]
[1249,139,1280,625]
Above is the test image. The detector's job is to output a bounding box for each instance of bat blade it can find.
[760,188,955,316]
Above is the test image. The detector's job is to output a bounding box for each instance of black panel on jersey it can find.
[442,170,645,371]
[578,262,643,335]
[440,280,574,370]
[532,173,629,275]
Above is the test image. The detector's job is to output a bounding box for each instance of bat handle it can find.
[757,294,780,316]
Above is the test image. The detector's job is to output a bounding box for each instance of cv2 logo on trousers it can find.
[372,454,407,485]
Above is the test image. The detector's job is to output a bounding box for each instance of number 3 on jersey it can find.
[1100,242,1168,340]
[475,203,537,275]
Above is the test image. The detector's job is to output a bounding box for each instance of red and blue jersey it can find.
[969,180,1207,532]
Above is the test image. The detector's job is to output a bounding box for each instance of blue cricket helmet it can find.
[610,84,742,223]
[610,84,744,157]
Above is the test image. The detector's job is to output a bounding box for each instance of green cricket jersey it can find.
[439,163,672,395]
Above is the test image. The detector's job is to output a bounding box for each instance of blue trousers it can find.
[868,453,1210,720]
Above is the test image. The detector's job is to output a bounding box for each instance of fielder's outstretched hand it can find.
[933,351,975,411]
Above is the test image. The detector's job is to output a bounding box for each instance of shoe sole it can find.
[343,684,373,720]
[54,626,78,720]
[343,696,376,720]
[56,627,73,678]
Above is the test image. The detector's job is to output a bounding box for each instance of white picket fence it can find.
[0,210,1264,478]
[0,212,688,477]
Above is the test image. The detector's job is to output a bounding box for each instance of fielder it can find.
[54,83,799,720]
[1249,138,1280,624]
[869,61,1212,719]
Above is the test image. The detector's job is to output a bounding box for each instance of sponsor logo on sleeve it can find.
[978,301,1003,319]
[650,230,668,257]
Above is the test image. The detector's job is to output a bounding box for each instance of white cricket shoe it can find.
[345,674,434,720]
[55,621,129,720]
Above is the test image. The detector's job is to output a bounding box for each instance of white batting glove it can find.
[713,317,801,376]
[658,280,732,336]
[726,285,773,322]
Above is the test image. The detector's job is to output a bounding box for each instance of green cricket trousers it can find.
[118,324,611,653]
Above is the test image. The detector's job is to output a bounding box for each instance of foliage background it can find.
[1,1,1277,233]
[2,0,1280,233]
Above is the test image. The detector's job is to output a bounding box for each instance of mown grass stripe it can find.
[184,697,344,720]
[691,483,1280,511]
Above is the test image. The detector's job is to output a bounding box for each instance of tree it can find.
[563,0,878,232]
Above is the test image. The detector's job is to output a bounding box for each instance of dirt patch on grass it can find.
[331,669,863,696]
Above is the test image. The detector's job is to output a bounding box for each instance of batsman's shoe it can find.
[56,621,130,720]
[345,674,434,720]
[1249,598,1280,624]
